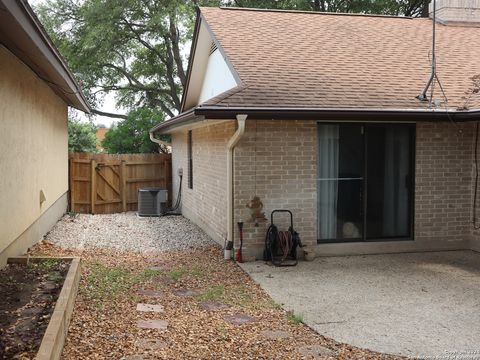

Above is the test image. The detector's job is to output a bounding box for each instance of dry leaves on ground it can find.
[31,241,404,360]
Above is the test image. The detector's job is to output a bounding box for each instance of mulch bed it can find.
[0,259,69,359]
[30,241,405,359]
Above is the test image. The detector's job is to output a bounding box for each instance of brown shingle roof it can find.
[199,7,480,111]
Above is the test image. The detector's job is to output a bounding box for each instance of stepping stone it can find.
[136,303,164,313]
[297,345,335,358]
[135,338,166,350]
[120,356,144,360]
[261,330,292,340]
[152,276,176,285]
[138,289,164,298]
[200,301,228,311]
[172,288,201,297]
[223,313,256,326]
[149,266,169,272]
[137,319,168,330]
[144,257,163,264]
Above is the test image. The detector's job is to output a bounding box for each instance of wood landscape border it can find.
[7,256,81,360]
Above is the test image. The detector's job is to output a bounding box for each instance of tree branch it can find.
[169,14,186,87]
[91,109,128,119]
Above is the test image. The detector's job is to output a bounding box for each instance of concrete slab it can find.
[135,338,166,350]
[240,251,480,358]
[223,313,256,326]
[261,330,292,340]
[297,344,336,358]
[172,288,201,297]
[136,303,164,313]
[137,319,168,330]
[137,289,164,298]
[200,301,228,311]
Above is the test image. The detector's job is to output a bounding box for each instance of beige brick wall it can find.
[171,119,478,259]
[233,120,317,260]
[415,122,474,247]
[171,121,236,244]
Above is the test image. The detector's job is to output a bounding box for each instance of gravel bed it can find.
[45,212,215,252]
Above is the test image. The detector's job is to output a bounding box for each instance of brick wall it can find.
[415,123,474,242]
[171,119,478,259]
[171,121,236,244]
[233,120,317,260]
[415,122,474,248]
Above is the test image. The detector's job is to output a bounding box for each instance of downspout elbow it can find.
[227,115,247,150]
[149,131,172,150]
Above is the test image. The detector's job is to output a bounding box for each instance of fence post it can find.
[90,159,96,214]
[69,157,75,212]
[120,160,127,212]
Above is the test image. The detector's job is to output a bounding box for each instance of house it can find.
[0,0,89,267]
[151,1,480,261]
[96,126,109,152]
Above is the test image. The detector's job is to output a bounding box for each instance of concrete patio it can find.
[240,250,480,358]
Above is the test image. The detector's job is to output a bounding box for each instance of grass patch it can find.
[168,267,188,281]
[286,311,304,325]
[83,263,160,304]
[267,300,283,310]
[197,285,225,302]
[140,268,164,280]
[37,259,61,269]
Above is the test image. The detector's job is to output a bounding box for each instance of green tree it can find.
[102,108,167,153]
[68,118,97,152]
[36,0,221,119]
[37,0,429,121]
[223,0,429,16]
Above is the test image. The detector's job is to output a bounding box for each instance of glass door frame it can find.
[316,122,416,244]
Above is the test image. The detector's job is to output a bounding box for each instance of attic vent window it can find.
[209,42,218,55]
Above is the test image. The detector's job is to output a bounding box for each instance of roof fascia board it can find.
[179,7,202,112]
[194,106,480,121]
[1,0,90,112]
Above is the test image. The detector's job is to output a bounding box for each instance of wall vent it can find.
[209,42,218,55]
[138,188,168,216]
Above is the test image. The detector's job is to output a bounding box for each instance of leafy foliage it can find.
[38,0,429,122]
[101,108,166,153]
[68,117,97,153]
[223,0,429,16]
[36,0,221,118]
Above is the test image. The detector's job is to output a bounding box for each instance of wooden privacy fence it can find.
[69,153,171,214]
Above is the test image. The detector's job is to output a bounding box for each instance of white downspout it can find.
[227,114,247,248]
[149,131,172,150]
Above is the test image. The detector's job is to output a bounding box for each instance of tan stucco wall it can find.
[0,46,68,262]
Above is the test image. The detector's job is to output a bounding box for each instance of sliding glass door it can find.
[317,123,414,243]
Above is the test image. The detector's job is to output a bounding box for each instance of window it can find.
[317,123,415,243]
[187,130,193,189]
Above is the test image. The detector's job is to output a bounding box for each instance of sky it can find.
[29,0,119,127]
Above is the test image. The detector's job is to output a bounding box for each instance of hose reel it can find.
[264,210,303,267]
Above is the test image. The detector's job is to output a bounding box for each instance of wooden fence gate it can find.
[69,153,171,214]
